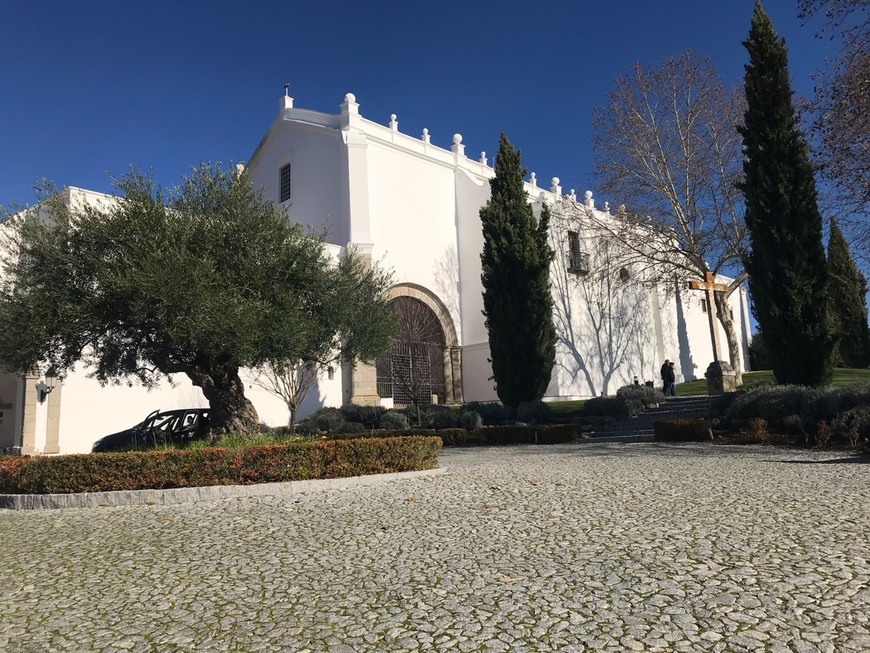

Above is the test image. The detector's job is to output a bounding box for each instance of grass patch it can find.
[676,368,870,396]
[547,400,587,416]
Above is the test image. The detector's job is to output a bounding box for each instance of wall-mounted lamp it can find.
[327,366,335,381]
[36,372,58,403]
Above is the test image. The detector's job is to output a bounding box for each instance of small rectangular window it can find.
[279,163,292,203]
[701,299,708,313]
[566,231,588,274]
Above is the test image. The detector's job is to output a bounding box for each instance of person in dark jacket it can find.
[664,361,676,396]
[660,360,671,393]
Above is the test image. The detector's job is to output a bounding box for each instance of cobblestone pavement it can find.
[1,443,868,653]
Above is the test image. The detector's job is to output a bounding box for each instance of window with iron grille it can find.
[279,163,291,203]
[375,297,446,406]
[567,231,589,274]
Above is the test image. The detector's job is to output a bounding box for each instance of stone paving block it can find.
[0,445,866,651]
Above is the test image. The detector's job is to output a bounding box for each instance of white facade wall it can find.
[365,141,462,335]
[246,92,753,405]
[247,119,347,244]
[2,91,753,454]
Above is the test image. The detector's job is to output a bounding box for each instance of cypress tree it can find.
[739,2,833,385]
[827,217,870,368]
[480,133,557,407]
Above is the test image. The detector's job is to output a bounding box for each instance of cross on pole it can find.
[689,271,729,362]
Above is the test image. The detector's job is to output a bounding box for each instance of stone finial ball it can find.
[390,114,397,121]
[345,92,356,103]
[584,190,593,199]
[551,177,560,187]
[453,133,463,144]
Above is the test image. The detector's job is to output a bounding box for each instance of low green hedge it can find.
[654,418,713,442]
[0,437,442,495]
[472,424,580,445]
[330,424,580,446]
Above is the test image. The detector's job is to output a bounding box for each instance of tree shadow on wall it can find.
[674,285,697,381]
[432,244,461,334]
[549,203,655,397]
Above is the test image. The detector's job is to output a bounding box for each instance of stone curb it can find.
[0,466,448,511]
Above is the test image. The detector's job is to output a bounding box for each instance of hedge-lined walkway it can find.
[1,443,868,652]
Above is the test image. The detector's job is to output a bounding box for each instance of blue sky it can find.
[0,1,840,210]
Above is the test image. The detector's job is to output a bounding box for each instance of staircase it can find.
[580,396,712,444]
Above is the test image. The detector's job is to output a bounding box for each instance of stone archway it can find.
[380,283,462,405]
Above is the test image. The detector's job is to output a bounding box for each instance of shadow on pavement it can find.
[764,454,870,465]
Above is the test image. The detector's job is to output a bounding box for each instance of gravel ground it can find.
[1,442,868,653]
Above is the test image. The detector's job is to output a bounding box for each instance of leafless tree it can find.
[591,51,748,382]
[380,297,443,426]
[250,359,320,432]
[799,0,869,261]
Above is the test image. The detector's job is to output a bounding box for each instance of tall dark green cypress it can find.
[827,217,870,368]
[739,2,833,385]
[480,133,557,407]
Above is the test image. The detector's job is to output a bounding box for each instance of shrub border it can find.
[0,437,441,496]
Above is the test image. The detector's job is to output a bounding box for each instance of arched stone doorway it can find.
[377,284,462,405]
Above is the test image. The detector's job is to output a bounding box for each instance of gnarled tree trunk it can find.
[188,362,260,435]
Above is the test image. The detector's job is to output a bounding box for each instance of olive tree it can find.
[0,165,396,434]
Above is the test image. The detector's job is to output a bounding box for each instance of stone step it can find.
[588,395,714,438]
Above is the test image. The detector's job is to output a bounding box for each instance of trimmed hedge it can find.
[654,418,713,442]
[0,437,442,495]
[329,424,581,446]
[329,428,438,441]
[471,424,580,445]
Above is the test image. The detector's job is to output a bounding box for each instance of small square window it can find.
[279,163,291,203]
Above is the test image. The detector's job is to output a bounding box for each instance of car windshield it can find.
[148,413,181,433]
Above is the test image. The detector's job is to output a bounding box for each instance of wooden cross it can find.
[689,271,729,362]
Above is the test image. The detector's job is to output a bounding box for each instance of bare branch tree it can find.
[591,51,748,382]
[379,297,444,426]
[800,0,869,261]
[249,359,320,432]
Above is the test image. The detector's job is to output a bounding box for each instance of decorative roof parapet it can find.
[341,92,359,115]
[583,190,595,209]
[451,133,465,157]
[269,91,592,201]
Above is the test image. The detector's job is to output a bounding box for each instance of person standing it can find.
[660,360,671,393]
[665,361,677,396]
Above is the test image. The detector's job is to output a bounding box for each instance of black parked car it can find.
[92,409,211,452]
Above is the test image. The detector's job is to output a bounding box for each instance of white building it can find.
[0,91,752,455]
